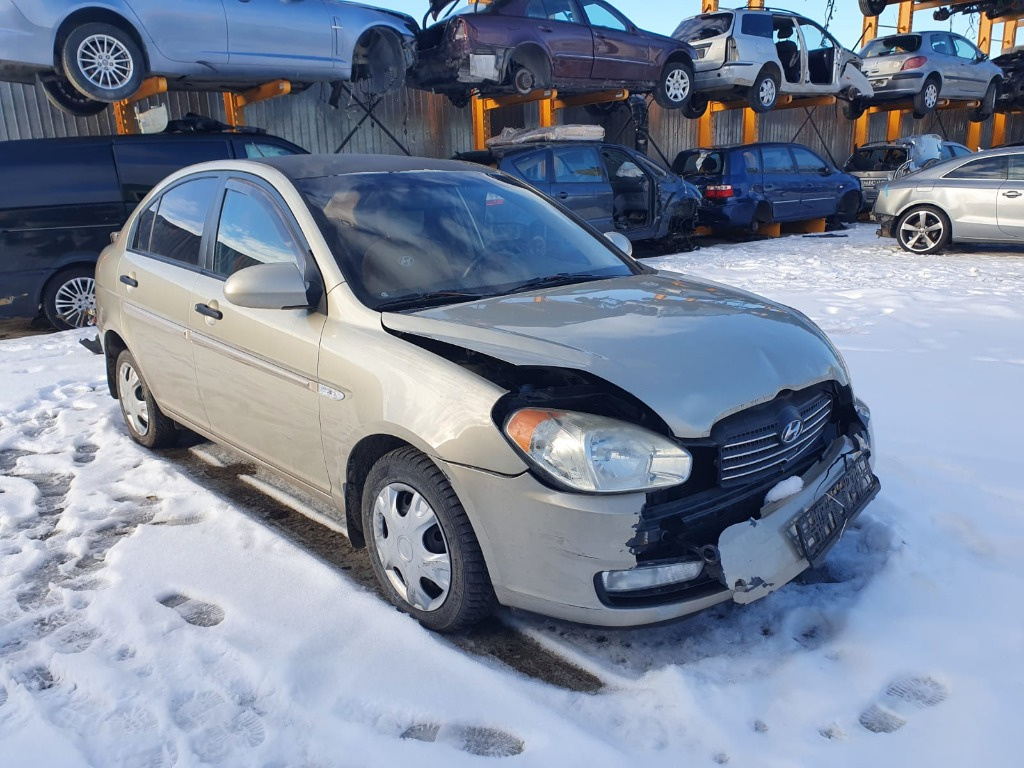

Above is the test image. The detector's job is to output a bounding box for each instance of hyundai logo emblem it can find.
[780,419,803,444]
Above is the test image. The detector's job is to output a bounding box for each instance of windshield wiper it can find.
[375,290,488,312]
[495,272,619,296]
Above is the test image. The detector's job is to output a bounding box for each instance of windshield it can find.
[844,147,909,172]
[297,171,636,311]
[862,34,921,57]
[673,13,732,41]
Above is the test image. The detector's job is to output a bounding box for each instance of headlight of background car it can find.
[504,409,691,493]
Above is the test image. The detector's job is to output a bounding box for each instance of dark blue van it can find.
[672,142,862,233]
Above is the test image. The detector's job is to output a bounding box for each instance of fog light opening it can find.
[600,560,704,593]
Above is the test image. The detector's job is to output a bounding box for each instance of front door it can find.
[190,177,330,491]
[939,155,1006,239]
[550,145,614,231]
[796,18,838,95]
[126,0,228,64]
[223,0,334,74]
[600,147,653,234]
[579,0,649,82]
[998,155,1024,238]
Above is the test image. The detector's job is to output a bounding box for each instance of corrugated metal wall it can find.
[3,76,1024,165]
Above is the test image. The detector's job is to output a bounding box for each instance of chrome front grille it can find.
[719,392,833,484]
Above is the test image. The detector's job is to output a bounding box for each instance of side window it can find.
[541,0,579,23]
[740,13,772,39]
[1009,155,1024,181]
[741,149,760,173]
[601,148,646,181]
[944,156,1008,180]
[792,146,827,172]
[510,150,550,183]
[798,20,832,51]
[240,141,300,159]
[133,202,157,252]
[2,142,120,208]
[930,33,955,56]
[213,185,303,278]
[953,36,981,60]
[951,145,973,158]
[525,0,545,19]
[114,141,231,203]
[761,146,795,173]
[147,177,219,266]
[552,147,604,183]
[581,0,628,31]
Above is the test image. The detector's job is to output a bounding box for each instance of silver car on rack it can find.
[95,154,878,632]
[874,146,1024,254]
[0,0,417,116]
[858,30,1003,120]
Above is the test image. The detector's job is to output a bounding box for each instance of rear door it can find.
[759,145,801,220]
[125,0,229,64]
[549,145,614,231]
[791,145,834,218]
[116,175,222,429]
[223,0,334,74]
[579,0,650,81]
[998,154,1024,238]
[189,177,329,491]
[524,0,595,80]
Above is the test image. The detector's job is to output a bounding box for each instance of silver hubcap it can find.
[664,68,691,102]
[117,361,150,436]
[924,83,938,110]
[372,483,451,611]
[53,276,95,328]
[759,78,776,106]
[77,34,134,90]
[900,210,944,251]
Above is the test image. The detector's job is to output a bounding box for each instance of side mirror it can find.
[603,231,633,257]
[818,166,832,176]
[109,230,120,244]
[224,262,315,310]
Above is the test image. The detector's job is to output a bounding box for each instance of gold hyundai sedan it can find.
[95,154,878,632]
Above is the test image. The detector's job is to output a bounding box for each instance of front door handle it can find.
[1003,190,1022,198]
[119,274,138,287]
[557,192,569,199]
[194,303,223,320]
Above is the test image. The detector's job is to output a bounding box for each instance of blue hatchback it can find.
[672,142,862,232]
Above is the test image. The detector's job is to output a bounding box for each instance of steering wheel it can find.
[461,250,530,283]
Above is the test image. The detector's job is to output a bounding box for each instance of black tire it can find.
[446,92,471,109]
[115,349,176,448]
[584,100,625,118]
[680,93,709,119]
[913,76,941,118]
[895,205,950,254]
[654,61,694,110]
[38,74,108,117]
[43,265,96,330]
[747,68,779,113]
[62,22,145,102]
[362,447,495,632]
[512,63,537,95]
[836,191,861,224]
[859,0,888,15]
[842,93,866,120]
[970,79,999,122]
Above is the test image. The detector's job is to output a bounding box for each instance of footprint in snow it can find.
[401,722,524,757]
[73,443,99,465]
[159,593,225,628]
[858,676,949,734]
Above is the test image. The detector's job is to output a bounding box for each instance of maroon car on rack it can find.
[410,0,697,110]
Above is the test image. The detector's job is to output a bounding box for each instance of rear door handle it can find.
[538,25,553,32]
[1003,190,1022,198]
[119,274,138,287]
[557,192,569,199]
[194,303,223,320]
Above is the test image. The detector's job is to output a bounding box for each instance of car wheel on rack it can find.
[842,90,866,120]
[654,61,694,110]
[747,68,779,113]
[680,93,709,119]
[62,22,145,102]
[858,0,888,16]
[895,205,950,255]
[913,76,940,119]
[39,74,108,117]
[970,79,999,122]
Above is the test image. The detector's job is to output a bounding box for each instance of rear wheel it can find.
[747,69,779,113]
[895,205,950,254]
[680,93,709,119]
[362,447,495,632]
[39,74,108,117]
[859,0,888,15]
[43,266,96,330]
[61,22,145,102]
[970,79,999,122]
[654,61,694,110]
[512,64,536,95]
[115,350,176,448]
[913,76,940,119]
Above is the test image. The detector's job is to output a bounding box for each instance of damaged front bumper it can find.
[875,214,896,238]
[440,428,878,627]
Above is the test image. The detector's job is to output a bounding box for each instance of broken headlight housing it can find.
[504,409,691,493]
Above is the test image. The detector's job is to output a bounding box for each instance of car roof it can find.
[254,153,489,180]
[680,142,814,152]
[0,132,292,148]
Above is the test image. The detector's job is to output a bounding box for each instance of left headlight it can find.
[503,408,692,493]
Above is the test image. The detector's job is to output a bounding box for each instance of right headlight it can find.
[503,408,692,494]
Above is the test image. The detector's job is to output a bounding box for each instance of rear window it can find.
[0,141,119,208]
[672,150,727,176]
[844,147,909,172]
[673,13,732,42]
[741,13,772,38]
[862,34,922,57]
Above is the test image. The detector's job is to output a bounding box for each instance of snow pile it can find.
[1,224,1022,766]
[764,476,805,505]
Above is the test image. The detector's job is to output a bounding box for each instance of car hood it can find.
[382,273,849,438]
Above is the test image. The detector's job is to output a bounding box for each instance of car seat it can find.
[775,26,801,84]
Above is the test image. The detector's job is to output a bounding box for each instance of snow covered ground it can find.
[1,223,1022,766]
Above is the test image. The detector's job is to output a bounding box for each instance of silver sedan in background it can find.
[859,30,1003,120]
[874,146,1024,254]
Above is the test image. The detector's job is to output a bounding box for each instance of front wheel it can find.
[747,69,779,113]
[680,93,709,119]
[62,22,145,102]
[115,350,176,448]
[362,447,495,632]
[654,61,694,110]
[970,79,999,122]
[842,91,866,120]
[895,205,950,254]
[43,266,96,330]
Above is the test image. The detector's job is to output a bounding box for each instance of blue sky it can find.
[386,1,988,53]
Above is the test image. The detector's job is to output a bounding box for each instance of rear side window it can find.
[114,141,231,203]
[0,142,119,208]
[144,177,219,266]
[741,13,772,38]
[581,0,628,31]
[740,149,760,173]
[527,0,579,23]
[510,150,550,183]
[761,146,795,173]
[943,156,1008,180]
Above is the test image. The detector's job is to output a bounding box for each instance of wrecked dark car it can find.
[409,0,698,110]
[456,131,701,246]
[96,153,878,632]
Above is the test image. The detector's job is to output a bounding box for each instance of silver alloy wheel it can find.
[117,360,150,437]
[53,275,95,328]
[899,209,944,251]
[759,77,777,107]
[371,482,452,611]
[664,68,691,103]
[77,34,134,90]
[923,82,939,110]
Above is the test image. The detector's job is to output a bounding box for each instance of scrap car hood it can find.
[383,273,850,438]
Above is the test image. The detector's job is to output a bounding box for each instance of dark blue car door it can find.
[791,145,834,218]
[549,145,615,231]
[759,146,801,221]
